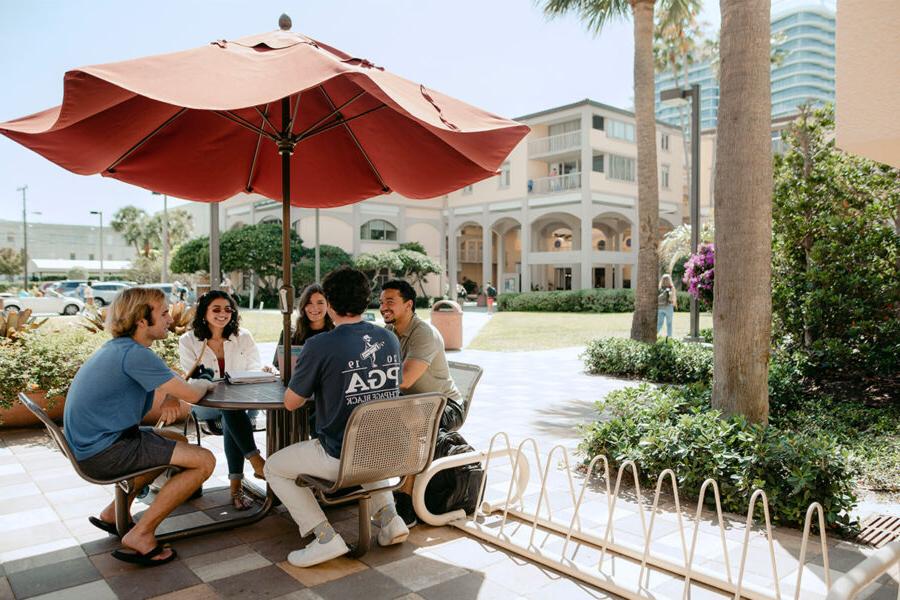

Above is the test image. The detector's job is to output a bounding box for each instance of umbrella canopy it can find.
[0,21,528,388]
[0,28,529,206]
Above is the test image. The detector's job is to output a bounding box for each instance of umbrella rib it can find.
[245,103,270,193]
[215,110,278,142]
[105,108,189,173]
[289,93,302,135]
[253,106,279,136]
[318,86,389,193]
[294,91,366,140]
[297,103,387,143]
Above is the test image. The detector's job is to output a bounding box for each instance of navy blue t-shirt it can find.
[288,321,402,458]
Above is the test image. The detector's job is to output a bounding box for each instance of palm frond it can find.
[540,0,631,34]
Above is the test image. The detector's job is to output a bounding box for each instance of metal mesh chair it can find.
[448,361,482,425]
[296,392,446,556]
[17,392,176,537]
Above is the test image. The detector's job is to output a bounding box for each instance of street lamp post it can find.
[90,210,104,280]
[660,83,701,342]
[152,192,169,283]
[17,185,29,290]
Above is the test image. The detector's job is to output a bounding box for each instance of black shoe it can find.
[394,492,418,528]
[200,419,223,436]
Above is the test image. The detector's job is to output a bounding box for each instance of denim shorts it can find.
[77,426,176,480]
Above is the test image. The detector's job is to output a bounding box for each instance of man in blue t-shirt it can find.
[63,287,217,567]
[265,267,407,568]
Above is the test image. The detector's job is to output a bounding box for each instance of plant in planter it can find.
[1,323,185,425]
[0,308,47,341]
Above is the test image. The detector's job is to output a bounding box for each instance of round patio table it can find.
[201,380,309,455]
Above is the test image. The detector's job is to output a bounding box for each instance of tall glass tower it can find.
[654,0,835,129]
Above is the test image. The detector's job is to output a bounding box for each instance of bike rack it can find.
[411,433,900,600]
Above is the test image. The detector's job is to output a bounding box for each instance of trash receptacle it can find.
[431,300,463,351]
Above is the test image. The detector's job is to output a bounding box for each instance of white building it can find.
[183,99,684,295]
[0,219,134,279]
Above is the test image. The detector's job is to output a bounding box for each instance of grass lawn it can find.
[468,311,714,352]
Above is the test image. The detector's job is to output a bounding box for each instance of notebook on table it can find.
[225,370,279,385]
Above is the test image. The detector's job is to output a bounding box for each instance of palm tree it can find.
[542,0,697,343]
[711,0,772,424]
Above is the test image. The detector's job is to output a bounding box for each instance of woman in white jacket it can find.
[179,290,267,510]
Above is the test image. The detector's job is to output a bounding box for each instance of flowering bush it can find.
[683,243,715,305]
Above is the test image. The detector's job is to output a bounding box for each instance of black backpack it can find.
[424,430,485,516]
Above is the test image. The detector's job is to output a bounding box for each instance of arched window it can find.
[360,219,397,241]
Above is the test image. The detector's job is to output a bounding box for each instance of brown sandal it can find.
[231,490,254,511]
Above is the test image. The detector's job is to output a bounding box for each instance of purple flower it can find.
[683,243,715,304]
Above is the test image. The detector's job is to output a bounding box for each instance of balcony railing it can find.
[528,172,582,195]
[527,131,583,157]
[459,249,483,263]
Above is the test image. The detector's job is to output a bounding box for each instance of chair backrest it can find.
[448,361,483,424]
[335,392,446,490]
[17,392,104,485]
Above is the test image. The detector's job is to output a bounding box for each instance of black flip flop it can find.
[111,544,177,567]
[88,516,134,537]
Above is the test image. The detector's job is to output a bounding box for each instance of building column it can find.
[397,206,407,244]
[520,204,531,292]
[448,213,458,300]
[439,205,448,299]
[481,208,492,289]
[605,264,613,289]
[496,230,505,289]
[579,107,593,290]
[352,205,361,257]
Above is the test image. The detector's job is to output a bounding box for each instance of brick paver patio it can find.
[0,311,897,599]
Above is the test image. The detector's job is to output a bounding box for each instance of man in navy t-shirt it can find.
[63,287,217,567]
[265,267,407,568]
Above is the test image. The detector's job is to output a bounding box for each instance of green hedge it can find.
[497,288,692,313]
[579,385,858,532]
[581,338,713,384]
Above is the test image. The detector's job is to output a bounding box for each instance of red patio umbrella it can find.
[0,18,529,383]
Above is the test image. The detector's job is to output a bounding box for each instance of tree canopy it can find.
[772,104,900,381]
[0,248,23,277]
[111,205,193,257]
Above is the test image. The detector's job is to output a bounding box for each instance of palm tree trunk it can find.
[629,0,661,343]
[712,0,772,424]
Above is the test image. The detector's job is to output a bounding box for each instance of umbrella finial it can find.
[278,14,292,30]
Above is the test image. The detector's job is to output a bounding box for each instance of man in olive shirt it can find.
[380,279,464,526]
[380,280,463,427]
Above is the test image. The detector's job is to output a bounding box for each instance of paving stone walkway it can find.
[0,310,897,599]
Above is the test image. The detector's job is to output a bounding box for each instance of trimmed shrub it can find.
[579,385,858,532]
[498,288,691,313]
[581,338,713,384]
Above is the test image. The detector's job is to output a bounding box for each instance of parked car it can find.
[55,280,89,297]
[145,283,192,304]
[1,290,84,315]
[91,282,133,306]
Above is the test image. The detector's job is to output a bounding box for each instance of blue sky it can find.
[0,0,720,227]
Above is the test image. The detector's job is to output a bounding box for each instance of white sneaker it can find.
[287,534,349,567]
[377,515,409,547]
[148,469,171,493]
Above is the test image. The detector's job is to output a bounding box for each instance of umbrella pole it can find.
[279,97,295,387]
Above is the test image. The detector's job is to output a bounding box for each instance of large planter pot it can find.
[0,391,65,428]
